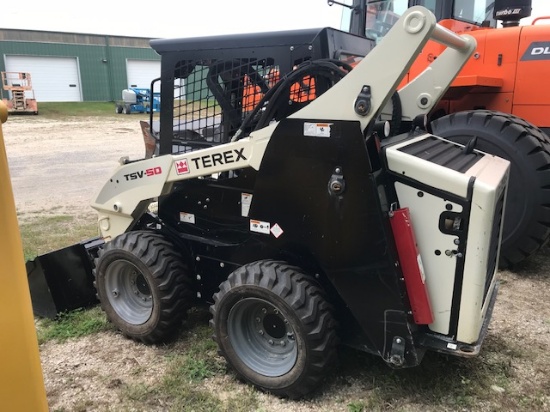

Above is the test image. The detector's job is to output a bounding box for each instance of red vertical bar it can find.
[389,207,434,325]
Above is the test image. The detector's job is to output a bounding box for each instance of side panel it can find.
[514,24,550,128]
[444,28,519,114]
[471,28,519,94]
[409,27,518,93]
[448,92,513,114]
[248,119,417,363]
[159,118,419,364]
[433,25,550,129]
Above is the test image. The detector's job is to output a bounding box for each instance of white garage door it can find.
[5,55,82,102]
[126,60,161,92]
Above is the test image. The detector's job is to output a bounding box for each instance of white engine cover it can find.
[385,133,509,344]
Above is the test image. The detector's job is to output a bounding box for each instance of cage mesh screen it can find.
[170,59,279,154]
[166,55,359,154]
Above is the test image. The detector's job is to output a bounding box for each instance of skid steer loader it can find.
[26,6,510,398]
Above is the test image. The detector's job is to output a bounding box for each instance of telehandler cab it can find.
[26,6,510,398]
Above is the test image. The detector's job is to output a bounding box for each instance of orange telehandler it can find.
[333,0,550,268]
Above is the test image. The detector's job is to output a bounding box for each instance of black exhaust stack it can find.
[494,0,532,27]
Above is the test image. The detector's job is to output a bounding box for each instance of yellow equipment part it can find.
[0,100,48,411]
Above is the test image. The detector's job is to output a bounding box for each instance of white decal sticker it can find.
[270,224,284,238]
[250,219,270,234]
[417,254,426,283]
[241,193,252,217]
[446,343,457,350]
[180,212,195,224]
[304,122,332,137]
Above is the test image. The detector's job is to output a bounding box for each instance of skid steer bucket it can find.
[26,237,103,318]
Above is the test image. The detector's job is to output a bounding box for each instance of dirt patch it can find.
[4,115,144,221]
[40,332,168,411]
[4,116,550,411]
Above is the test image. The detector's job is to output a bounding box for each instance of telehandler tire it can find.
[95,231,192,344]
[431,110,550,267]
[210,260,338,399]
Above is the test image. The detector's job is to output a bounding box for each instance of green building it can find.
[0,28,160,102]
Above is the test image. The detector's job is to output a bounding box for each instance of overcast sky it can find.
[1,0,550,38]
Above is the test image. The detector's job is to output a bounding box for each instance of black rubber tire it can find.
[210,260,338,399]
[115,104,123,114]
[431,110,550,267]
[94,231,193,344]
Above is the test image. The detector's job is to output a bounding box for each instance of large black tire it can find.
[210,260,338,399]
[95,231,193,344]
[431,110,550,267]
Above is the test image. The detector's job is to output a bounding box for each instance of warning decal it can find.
[304,122,332,138]
[250,219,270,234]
[180,212,195,224]
[270,223,284,238]
[241,193,252,217]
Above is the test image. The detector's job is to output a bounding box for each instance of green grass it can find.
[36,101,153,118]
[35,100,220,119]
[164,323,225,383]
[123,309,259,412]
[332,333,536,411]
[19,213,97,261]
[20,213,107,344]
[36,306,111,344]
[37,102,118,117]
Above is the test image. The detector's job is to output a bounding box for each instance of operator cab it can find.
[334,0,532,42]
[148,28,374,156]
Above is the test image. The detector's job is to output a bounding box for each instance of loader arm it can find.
[92,6,477,241]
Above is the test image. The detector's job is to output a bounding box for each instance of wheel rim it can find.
[104,259,153,325]
[228,298,297,377]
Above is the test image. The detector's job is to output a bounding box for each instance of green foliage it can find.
[37,307,110,344]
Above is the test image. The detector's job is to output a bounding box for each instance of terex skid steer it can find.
[27,7,509,398]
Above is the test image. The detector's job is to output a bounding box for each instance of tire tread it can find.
[95,230,193,344]
[210,259,337,398]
